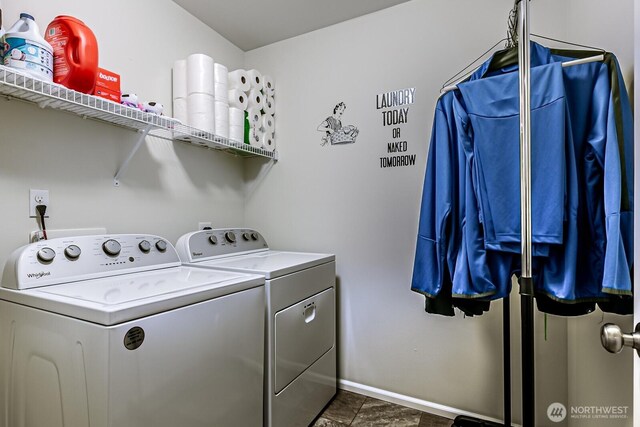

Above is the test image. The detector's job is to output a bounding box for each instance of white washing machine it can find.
[0,234,266,427]
[176,228,337,427]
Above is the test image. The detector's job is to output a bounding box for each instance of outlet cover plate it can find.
[29,189,49,218]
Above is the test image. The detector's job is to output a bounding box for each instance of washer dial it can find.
[138,240,151,253]
[209,235,218,245]
[225,232,236,244]
[64,245,81,259]
[37,247,56,263]
[102,239,121,256]
[155,240,168,252]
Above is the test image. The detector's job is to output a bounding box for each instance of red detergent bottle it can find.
[45,16,98,94]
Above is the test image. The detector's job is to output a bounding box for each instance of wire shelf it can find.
[0,65,277,161]
[172,124,278,159]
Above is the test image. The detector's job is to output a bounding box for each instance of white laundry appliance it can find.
[0,234,265,427]
[175,228,337,427]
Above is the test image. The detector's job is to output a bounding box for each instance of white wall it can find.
[243,0,578,422]
[0,0,247,270]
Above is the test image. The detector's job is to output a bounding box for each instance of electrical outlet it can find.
[198,222,212,230]
[29,189,49,218]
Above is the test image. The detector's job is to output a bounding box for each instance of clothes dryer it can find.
[0,234,265,427]
[176,228,337,427]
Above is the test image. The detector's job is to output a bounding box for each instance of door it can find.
[635,5,639,422]
[596,5,640,426]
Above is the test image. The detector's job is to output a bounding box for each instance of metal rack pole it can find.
[517,0,535,426]
[503,295,512,426]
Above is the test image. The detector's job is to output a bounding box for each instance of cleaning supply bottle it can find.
[0,2,5,57]
[45,16,98,94]
[3,13,53,81]
[0,27,5,60]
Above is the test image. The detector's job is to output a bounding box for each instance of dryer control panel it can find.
[175,229,269,263]
[2,235,181,290]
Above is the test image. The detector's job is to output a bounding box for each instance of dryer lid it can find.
[196,251,335,279]
[0,266,264,325]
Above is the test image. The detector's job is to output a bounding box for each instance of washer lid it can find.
[194,251,335,279]
[0,266,264,326]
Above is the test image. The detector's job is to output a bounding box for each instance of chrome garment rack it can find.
[449,2,606,426]
[452,2,534,426]
[518,1,535,426]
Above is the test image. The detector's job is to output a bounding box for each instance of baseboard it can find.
[338,379,520,426]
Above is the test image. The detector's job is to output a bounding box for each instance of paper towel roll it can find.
[250,127,264,148]
[187,54,215,95]
[261,133,275,152]
[173,59,187,99]
[229,124,244,144]
[247,69,262,91]
[214,101,230,138]
[214,63,228,83]
[187,93,215,133]
[229,107,245,127]
[259,114,274,134]
[228,89,247,110]
[214,82,228,102]
[228,69,250,92]
[246,108,261,126]
[262,75,275,96]
[172,97,187,123]
[247,89,264,111]
[263,95,275,116]
[189,111,215,134]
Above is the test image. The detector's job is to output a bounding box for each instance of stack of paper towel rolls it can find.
[172,59,188,125]
[228,68,276,152]
[172,57,275,152]
[186,54,216,134]
[213,63,229,138]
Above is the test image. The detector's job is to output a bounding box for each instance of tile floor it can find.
[313,390,453,427]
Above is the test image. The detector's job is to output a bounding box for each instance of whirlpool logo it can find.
[192,252,203,257]
[26,271,51,279]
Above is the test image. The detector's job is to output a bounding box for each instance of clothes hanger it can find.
[440,38,509,93]
[439,1,519,93]
[485,33,605,73]
[440,3,605,95]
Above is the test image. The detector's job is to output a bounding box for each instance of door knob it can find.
[600,323,640,356]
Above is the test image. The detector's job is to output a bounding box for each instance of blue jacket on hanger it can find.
[412,42,633,311]
[457,62,567,249]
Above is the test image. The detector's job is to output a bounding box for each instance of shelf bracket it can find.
[113,124,153,187]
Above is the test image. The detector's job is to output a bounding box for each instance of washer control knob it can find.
[242,232,251,241]
[225,232,236,244]
[250,232,259,241]
[209,235,218,245]
[64,245,81,259]
[37,247,56,263]
[102,239,121,256]
[138,240,151,253]
[155,240,168,252]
